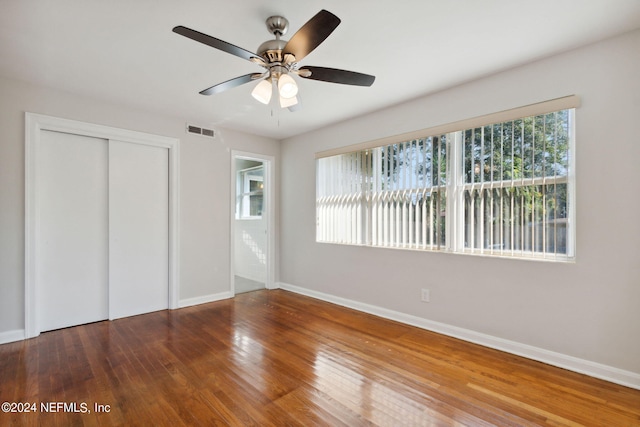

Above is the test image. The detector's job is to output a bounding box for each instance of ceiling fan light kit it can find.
[251,79,273,104]
[277,73,298,99]
[279,94,298,109]
[173,9,375,111]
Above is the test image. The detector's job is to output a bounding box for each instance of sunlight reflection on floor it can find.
[313,351,465,426]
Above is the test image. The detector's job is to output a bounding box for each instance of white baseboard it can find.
[179,291,233,308]
[0,329,25,345]
[277,282,640,391]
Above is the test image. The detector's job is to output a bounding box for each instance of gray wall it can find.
[279,29,640,378]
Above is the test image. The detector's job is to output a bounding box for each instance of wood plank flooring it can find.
[1,289,639,426]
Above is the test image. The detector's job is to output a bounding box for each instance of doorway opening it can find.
[231,152,274,295]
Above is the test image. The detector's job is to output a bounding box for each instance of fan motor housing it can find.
[257,39,287,63]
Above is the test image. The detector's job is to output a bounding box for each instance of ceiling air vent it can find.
[186,124,215,138]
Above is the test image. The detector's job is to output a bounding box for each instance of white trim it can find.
[316,95,581,159]
[277,282,640,391]
[567,109,577,259]
[179,291,233,308]
[230,151,276,294]
[25,112,181,339]
[0,330,26,345]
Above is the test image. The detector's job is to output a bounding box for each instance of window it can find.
[316,102,575,261]
[316,136,448,250]
[459,111,571,257]
[237,166,264,219]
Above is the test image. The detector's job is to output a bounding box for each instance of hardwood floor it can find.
[1,290,639,426]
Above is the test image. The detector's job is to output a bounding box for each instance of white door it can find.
[38,130,109,332]
[36,133,169,331]
[109,141,169,319]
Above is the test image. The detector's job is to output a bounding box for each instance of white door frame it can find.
[230,151,276,293]
[25,112,181,339]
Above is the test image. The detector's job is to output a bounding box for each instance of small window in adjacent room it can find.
[237,165,264,219]
[316,99,576,261]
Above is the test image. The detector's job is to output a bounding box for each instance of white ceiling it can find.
[2,1,640,140]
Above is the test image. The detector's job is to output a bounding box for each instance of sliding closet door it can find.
[38,131,109,332]
[109,141,169,319]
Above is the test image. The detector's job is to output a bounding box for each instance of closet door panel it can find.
[38,130,109,332]
[109,141,169,319]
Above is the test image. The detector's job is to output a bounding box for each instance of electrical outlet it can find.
[421,288,430,302]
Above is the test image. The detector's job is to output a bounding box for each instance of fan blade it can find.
[298,66,375,86]
[283,10,340,62]
[200,73,262,96]
[173,26,263,63]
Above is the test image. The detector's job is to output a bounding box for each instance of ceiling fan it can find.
[173,9,375,110]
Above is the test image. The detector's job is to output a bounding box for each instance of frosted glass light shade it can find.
[279,95,298,108]
[278,74,298,99]
[251,80,272,104]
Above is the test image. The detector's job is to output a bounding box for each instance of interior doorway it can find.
[231,152,274,295]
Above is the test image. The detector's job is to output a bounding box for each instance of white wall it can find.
[0,75,280,339]
[279,29,640,383]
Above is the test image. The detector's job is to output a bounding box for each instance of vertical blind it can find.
[316,99,576,261]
